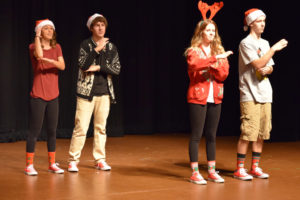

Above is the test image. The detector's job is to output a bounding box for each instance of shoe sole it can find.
[25,172,38,176]
[68,169,79,172]
[48,170,64,174]
[233,175,253,181]
[189,179,207,185]
[251,175,269,179]
[96,167,111,171]
[208,178,225,183]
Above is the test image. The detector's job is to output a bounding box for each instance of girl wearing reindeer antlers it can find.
[185,1,233,185]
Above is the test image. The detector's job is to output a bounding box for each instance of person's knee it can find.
[47,128,56,135]
[190,136,201,143]
[205,134,216,142]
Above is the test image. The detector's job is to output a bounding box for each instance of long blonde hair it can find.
[185,19,224,56]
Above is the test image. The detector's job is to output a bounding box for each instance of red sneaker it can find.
[95,161,111,171]
[190,172,207,185]
[208,172,225,183]
[249,167,269,179]
[68,161,79,172]
[233,168,253,181]
[24,164,38,176]
[48,163,64,174]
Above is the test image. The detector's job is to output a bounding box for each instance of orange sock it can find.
[48,152,56,166]
[26,152,34,166]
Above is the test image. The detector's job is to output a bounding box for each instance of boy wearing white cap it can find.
[234,9,288,180]
[68,14,121,172]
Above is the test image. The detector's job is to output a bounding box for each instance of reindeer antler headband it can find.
[198,1,224,20]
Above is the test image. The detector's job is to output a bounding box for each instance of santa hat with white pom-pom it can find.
[243,8,266,31]
[35,19,55,32]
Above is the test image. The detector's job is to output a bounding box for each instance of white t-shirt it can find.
[239,34,275,103]
[201,45,215,103]
[206,81,214,103]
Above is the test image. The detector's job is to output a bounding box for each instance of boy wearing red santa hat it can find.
[234,8,288,180]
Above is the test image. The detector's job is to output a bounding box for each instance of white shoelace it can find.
[239,168,249,176]
[100,161,109,167]
[52,163,62,169]
[27,165,35,170]
[254,167,263,173]
[192,172,204,180]
[211,171,222,179]
[194,173,205,180]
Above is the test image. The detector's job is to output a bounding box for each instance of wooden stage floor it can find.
[0,133,299,200]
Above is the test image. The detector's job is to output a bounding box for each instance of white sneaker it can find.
[233,168,253,181]
[68,161,79,172]
[48,163,64,174]
[250,167,269,179]
[208,171,225,183]
[190,172,207,185]
[96,161,111,171]
[25,164,38,176]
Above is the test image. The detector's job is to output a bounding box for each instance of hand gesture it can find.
[271,39,288,52]
[216,51,233,59]
[258,66,273,76]
[95,38,109,52]
[85,65,100,72]
[36,27,42,38]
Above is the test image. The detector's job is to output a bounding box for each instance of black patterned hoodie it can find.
[77,37,121,103]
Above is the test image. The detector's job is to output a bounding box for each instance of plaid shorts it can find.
[240,101,272,141]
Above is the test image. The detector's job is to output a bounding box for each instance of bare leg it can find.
[252,138,264,153]
[234,139,253,180]
[237,139,250,154]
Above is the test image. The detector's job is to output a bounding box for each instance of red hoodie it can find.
[186,47,229,105]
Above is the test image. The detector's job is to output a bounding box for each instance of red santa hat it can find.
[86,13,104,29]
[35,19,55,32]
[243,8,266,31]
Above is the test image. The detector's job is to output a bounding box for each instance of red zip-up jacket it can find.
[186,47,229,105]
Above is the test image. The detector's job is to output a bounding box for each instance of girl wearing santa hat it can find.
[25,19,65,175]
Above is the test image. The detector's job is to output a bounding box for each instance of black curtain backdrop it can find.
[0,0,299,142]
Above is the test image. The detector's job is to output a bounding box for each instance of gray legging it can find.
[189,103,221,162]
[26,97,58,153]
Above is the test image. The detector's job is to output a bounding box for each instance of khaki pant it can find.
[240,101,272,141]
[69,95,110,163]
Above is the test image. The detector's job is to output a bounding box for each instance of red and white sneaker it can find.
[208,172,225,183]
[233,168,253,181]
[48,163,64,174]
[25,164,38,176]
[190,172,207,185]
[249,167,269,179]
[68,161,79,172]
[95,161,111,171]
